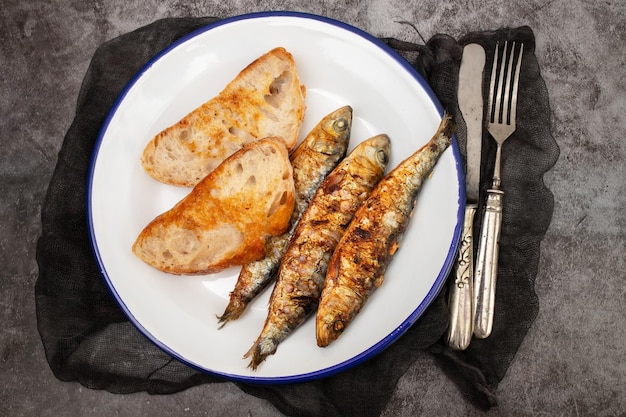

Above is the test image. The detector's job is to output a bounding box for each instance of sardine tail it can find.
[244,338,277,370]
[217,262,278,328]
[216,299,246,328]
[440,111,457,139]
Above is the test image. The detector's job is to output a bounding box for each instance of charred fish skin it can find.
[245,134,391,369]
[217,106,353,326]
[316,114,455,347]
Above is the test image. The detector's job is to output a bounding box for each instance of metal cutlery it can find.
[446,43,485,351]
[473,41,524,339]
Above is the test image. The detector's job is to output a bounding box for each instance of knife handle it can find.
[446,203,477,350]
[473,188,504,339]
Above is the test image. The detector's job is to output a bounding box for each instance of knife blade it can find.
[446,43,485,351]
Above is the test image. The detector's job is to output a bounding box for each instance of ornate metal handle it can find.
[446,203,476,350]
[473,188,504,339]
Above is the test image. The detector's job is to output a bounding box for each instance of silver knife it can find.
[446,43,485,351]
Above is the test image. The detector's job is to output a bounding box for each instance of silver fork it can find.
[473,41,524,339]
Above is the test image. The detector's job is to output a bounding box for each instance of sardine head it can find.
[316,285,363,347]
[359,134,391,173]
[312,106,353,155]
[322,105,352,135]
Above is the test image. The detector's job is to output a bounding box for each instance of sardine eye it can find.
[333,118,348,132]
[376,149,389,165]
[333,320,345,332]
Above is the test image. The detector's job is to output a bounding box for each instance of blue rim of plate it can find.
[87,11,466,384]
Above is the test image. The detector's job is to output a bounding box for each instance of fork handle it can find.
[473,188,504,339]
[446,203,476,350]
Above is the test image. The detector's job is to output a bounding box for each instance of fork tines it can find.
[487,41,524,128]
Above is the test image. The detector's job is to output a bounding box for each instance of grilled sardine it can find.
[217,106,353,326]
[316,114,455,347]
[245,134,391,369]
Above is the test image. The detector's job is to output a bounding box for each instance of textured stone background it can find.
[2,0,625,416]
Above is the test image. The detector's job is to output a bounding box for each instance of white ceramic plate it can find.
[88,11,464,383]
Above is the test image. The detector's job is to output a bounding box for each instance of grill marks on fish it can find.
[217,106,352,326]
[245,134,391,369]
[316,114,455,347]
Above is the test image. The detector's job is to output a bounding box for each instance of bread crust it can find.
[132,138,295,275]
[141,47,306,187]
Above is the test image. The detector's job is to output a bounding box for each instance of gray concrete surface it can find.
[2,0,625,416]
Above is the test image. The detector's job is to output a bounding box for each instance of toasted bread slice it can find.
[141,47,306,187]
[132,138,295,275]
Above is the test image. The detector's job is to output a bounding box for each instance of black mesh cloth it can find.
[35,17,559,416]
